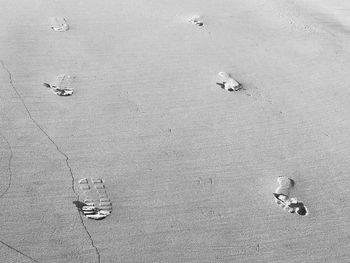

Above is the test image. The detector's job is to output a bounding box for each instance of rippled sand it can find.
[0,1,349,262]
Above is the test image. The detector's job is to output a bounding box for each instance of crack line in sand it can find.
[0,240,39,263]
[0,60,101,263]
[0,134,13,199]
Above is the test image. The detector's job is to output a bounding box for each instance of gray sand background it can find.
[1,0,350,262]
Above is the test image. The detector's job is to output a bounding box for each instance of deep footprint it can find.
[273,176,308,216]
[77,178,112,220]
[50,17,69,31]
[216,72,242,92]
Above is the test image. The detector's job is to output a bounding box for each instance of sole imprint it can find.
[273,176,308,216]
[216,72,242,92]
[43,74,74,96]
[77,178,112,220]
[50,17,69,31]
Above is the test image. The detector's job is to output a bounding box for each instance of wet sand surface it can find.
[1,0,350,262]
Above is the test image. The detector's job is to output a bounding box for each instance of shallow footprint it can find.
[189,16,204,27]
[216,72,242,92]
[43,74,74,96]
[273,177,308,216]
[50,17,69,31]
[273,176,294,209]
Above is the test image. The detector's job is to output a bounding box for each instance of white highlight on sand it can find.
[50,17,69,32]
[85,212,108,220]
[79,178,88,184]
[275,176,294,197]
[217,72,242,92]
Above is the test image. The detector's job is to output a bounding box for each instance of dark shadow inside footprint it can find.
[73,200,86,211]
[273,193,308,216]
[216,82,233,92]
[289,202,308,216]
[288,178,295,187]
[191,19,204,26]
[43,83,51,88]
[216,82,244,92]
[216,82,224,88]
[273,193,287,201]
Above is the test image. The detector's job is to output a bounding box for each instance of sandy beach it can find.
[1,0,350,262]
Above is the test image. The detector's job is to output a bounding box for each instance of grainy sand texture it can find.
[1,0,350,262]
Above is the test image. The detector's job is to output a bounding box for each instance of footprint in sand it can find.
[43,74,74,96]
[77,178,112,220]
[273,176,308,216]
[189,16,204,27]
[216,72,243,92]
[50,17,69,32]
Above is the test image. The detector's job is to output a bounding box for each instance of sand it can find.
[1,0,350,262]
